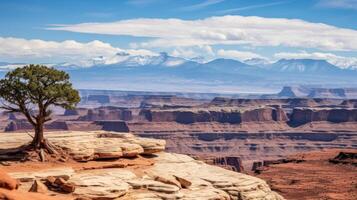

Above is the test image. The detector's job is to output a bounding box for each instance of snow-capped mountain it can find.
[1,54,357,91]
[243,58,270,66]
[52,52,189,69]
[267,59,343,73]
[106,52,188,67]
[189,56,207,64]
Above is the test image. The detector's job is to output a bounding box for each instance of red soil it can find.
[255,149,357,200]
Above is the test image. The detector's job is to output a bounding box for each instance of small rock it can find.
[0,169,18,190]
[174,175,192,188]
[54,177,75,193]
[54,177,66,185]
[153,174,181,188]
[60,182,76,193]
[29,180,48,193]
[45,176,56,185]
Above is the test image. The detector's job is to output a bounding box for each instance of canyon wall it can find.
[141,107,288,124]
[135,131,357,169]
[289,108,357,126]
[79,107,133,121]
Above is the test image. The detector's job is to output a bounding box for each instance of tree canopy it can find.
[0,64,80,149]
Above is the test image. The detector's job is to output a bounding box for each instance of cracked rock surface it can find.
[1,131,284,200]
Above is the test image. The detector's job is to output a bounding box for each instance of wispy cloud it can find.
[217,1,291,14]
[181,0,225,11]
[316,0,357,10]
[47,15,357,51]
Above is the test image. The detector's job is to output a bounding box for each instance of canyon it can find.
[0,88,356,199]
[1,88,356,172]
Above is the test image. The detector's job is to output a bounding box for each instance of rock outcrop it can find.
[289,108,357,126]
[206,156,244,172]
[0,131,284,200]
[329,152,357,166]
[94,121,130,132]
[141,107,288,124]
[79,107,132,121]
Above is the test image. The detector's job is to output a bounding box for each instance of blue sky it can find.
[0,0,356,68]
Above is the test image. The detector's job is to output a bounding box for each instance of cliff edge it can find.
[0,131,284,200]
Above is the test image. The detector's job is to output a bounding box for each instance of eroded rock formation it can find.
[141,107,288,124]
[0,131,284,200]
[79,107,132,121]
[289,108,357,126]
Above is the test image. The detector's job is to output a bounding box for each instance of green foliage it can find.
[0,64,80,126]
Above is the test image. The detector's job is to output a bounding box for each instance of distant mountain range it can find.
[1,53,357,92]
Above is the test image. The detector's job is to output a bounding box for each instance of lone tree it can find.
[0,64,80,151]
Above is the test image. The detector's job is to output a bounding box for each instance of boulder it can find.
[0,170,18,190]
[28,180,48,193]
[152,174,181,188]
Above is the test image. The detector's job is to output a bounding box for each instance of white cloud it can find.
[317,0,357,10]
[171,45,214,60]
[274,51,357,69]
[47,15,357,51]
[0,37,156,67]
[217,49,266,61]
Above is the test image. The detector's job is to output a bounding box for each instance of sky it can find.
[0,0,357,68]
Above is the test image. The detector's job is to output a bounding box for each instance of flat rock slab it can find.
[0,131,166,162]
[3,131,283,200]
[71,169,136,199]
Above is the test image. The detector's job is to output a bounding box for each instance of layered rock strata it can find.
[0,131,284,200]
[140,107,288,124]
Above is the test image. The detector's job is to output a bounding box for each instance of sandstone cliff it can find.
[0,131,284,200]
[141,107,288,124]
[79,107,132,121]
[289,108,357,126]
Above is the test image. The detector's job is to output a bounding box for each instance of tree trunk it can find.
[32,122,44,149]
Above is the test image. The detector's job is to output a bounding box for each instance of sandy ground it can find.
[255,149,357,200]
